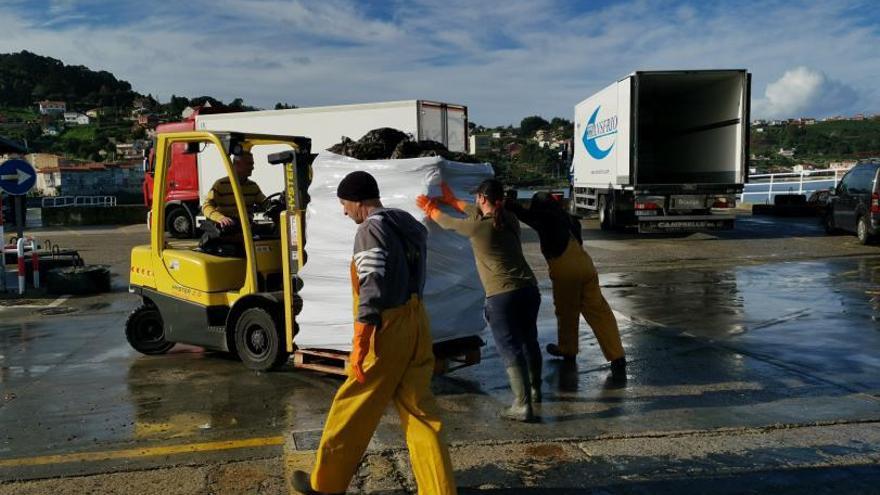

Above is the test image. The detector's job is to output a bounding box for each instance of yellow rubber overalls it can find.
[309,262,457,495]
[548,239,624,361]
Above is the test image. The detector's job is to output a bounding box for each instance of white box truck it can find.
[571,70,750,233]
[163,100,467,233]
[194,100,468,208]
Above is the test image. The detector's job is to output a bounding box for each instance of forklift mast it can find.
[268,147,316,352]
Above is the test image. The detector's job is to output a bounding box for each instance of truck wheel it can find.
[857,215,875,245]
[166,206,194,239]
[125,304,175,355]
[234,307,288,371]
[598,196,615,231]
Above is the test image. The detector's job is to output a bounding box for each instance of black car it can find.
[823,161,880,244]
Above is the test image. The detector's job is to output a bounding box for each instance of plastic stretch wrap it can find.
[295,153,494,351]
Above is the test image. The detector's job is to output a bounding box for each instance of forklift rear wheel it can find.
[166,206,194,239]
[234,307,288,371]
[125,305,175,355]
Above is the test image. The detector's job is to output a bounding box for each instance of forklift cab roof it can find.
[186,131,313,157]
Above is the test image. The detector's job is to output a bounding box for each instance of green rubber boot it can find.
[500,362,535,422]
[528,355,543,403]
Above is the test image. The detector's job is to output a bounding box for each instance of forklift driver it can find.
[199,150,267,256]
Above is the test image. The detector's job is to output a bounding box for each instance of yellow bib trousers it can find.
[311,296,457,494]
[547,239,624,361]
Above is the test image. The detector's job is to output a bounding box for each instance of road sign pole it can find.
[15,195,24,239]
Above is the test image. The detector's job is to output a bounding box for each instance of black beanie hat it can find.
[337,171,380,201]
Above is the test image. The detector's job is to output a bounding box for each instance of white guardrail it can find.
[740,170,841,204]
[41,196,117,208]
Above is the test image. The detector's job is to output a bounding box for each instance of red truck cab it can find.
[143,106,237,238]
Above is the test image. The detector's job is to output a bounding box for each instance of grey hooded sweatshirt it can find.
[353,207,428,326]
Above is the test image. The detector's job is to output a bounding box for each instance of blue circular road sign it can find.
[0,159,37,196]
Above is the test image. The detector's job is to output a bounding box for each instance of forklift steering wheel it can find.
[258,192,287,231]
[259,192,286,214]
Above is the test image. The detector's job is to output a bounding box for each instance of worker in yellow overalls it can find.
[507,192,626,380]
[291,171,456,495]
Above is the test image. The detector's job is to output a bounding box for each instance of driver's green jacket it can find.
[202,177,267,223]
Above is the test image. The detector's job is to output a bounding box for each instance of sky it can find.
[1,0,878,126]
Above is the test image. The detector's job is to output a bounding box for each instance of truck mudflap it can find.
[637,214,735,233]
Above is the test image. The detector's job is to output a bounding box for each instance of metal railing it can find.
[42,196,75,208]
[740,170,841,204]
[42,196,117,208]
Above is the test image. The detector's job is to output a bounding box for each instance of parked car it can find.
[823,161,880,245]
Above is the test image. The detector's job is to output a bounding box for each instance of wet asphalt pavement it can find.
[1,214,879,493]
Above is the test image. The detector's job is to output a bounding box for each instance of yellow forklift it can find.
[128,130,483,374]
[127,131,312,371]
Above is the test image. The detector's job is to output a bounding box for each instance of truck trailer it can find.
[144,100,468,238]
[571,70,750,233]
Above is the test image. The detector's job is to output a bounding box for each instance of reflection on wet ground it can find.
[604,257,880,392]
[1,256,879,476]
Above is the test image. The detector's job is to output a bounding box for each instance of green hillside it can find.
[750,118,880,169]
[0,51,257,161]
[0,50,138,109]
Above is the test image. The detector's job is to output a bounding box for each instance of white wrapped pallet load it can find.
[295,153,494,351]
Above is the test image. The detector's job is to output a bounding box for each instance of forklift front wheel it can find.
[125,304,175,355]
[234,307,288,371]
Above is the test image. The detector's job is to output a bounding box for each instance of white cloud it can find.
[755,67,860,119]
[0,0,878,125]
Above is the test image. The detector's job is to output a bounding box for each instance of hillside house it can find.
[469,134,492,155]
[36,160,144,197]
[38,100,67,114]
[63,112,90,125]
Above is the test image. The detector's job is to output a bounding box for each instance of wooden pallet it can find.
[293,348,350,376]
[433,346,481,375]
[293,338,484,377]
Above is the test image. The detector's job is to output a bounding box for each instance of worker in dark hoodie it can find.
[507,191,626,379]
[291,171,456,495]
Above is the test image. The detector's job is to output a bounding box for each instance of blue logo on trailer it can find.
[582,106,618,160]
[0,159,37,195]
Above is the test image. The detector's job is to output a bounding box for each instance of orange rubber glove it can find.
[415,195,442,221]
[440,182,467,213]
[351,321,376,383]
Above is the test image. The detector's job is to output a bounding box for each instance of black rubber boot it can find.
[291,470,342,495]
[500,362,534,422]
[606,357,628,389]
[528,355,543,403]
[610,357,627,378]
[546,343,576,361]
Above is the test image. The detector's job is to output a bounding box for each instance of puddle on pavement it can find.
[606,257,880,339]
[0,364,53,378]
[0,328,50,344]
[0,299,40,307]
[39,306,78,316]
[599,256,880,394]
